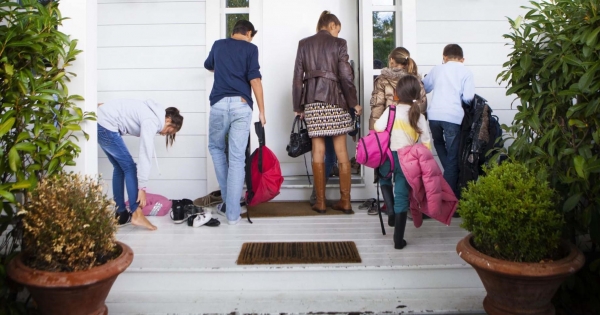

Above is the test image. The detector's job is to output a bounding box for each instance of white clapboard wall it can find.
[415,0,529,128]
[97,0,208,200]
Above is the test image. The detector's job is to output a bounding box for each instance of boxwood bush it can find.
[458,162,564,262]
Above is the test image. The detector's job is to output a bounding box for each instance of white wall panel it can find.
[98,2,205,25]
[98,91,206,113]
[99,158,206,180]
[416,21,510,44]
[98,24,205,47]
[416,43,511,66]
[98,46,206,69]
[101,180,207,201]
[98,0,209,200]
[416,0,529,21]
[98,136,206,158]
[99,0,204,3]
[98,69,205,91]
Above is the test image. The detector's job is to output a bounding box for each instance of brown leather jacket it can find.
[292,30,358,112]
[369,68,427,130]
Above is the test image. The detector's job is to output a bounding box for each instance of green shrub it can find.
[458,162,564,262]
[498,0,600,243]
[19,173,117,272]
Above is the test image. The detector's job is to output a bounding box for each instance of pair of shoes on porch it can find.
[187,211,220,227]
[358,199,378,215]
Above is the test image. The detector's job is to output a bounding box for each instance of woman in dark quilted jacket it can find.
[292,10,362,214]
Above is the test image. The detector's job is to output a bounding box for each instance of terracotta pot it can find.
[457,234,585,315]
[7,241,133,315]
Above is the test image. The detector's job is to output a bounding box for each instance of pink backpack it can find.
[356,105,396,178]
[126,193,172,216]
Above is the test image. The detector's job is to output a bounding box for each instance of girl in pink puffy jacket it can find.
[374,75,432,249]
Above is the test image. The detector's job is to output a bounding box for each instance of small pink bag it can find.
[126,193,172,216]
[355,105,396,178]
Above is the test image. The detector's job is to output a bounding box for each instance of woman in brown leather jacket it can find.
[292,11,362,214]
[369,47,427,225]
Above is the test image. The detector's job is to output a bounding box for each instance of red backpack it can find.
[245,122,283,222]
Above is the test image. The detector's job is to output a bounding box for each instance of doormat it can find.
[237,241,361,265]
[243,202,354,218]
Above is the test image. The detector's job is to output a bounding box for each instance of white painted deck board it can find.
[110,205,484,314]
[116,208,468,269]
[107,289,486,314]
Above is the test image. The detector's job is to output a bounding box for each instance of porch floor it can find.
[107,203,486,314]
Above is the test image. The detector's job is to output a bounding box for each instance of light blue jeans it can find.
[208,97,253,221]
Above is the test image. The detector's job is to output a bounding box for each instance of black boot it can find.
[394,212,408,250]
[380,185,395,227]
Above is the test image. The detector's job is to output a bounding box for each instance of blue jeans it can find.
[208,97,253,221]
[97,124,139,213]
[429,120,461,197]
[324,137,336,178]
[378,152,409,214]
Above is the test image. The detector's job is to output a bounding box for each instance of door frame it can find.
[205,0,418,200]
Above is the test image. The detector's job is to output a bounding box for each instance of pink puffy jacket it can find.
[397,144,458,228]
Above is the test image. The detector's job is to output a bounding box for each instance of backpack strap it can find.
[385,105,396,133]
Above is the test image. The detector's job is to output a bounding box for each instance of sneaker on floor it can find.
[228,216,242,225]
[367,206,379,215]
[170,201,190,224]
[192,212,212,227]
[216,203,227,217]
[115,211,131,227]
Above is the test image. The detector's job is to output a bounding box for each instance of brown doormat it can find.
[237,241,362,265]
[242,202,354,218]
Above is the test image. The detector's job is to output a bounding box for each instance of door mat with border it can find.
[237,241,361,265]
[243,202,354,218]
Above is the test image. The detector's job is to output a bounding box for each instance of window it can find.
[373,11,396,69]
[224,0,250,38]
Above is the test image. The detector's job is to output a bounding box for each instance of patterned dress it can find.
[304,102,354,138]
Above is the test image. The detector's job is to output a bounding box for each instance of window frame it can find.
[221,0,250,38]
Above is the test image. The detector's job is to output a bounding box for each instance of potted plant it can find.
[456,162,585,315]
[7,173,133,315]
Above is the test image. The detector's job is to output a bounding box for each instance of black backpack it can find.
[458,95,504,192]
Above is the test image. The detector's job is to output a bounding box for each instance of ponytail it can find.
[316,10,341,33]
[395,76,423,135]
[165,107,183,148]
[389,47,419,76]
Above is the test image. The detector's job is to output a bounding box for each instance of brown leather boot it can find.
[333,162,352,214]
[311,162,326,214]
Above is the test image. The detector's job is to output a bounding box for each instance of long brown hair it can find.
[316,10,341,32]
[165,107,183,147]
[395,75,423,135]
[389,47,418,76]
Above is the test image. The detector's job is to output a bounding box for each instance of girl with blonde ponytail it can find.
[373,75,432,249]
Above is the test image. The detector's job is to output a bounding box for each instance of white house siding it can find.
[97,0,208,200]
[415,0,528,128]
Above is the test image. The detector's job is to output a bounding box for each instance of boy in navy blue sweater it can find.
[422,44,475,198]
[204,20,265,225]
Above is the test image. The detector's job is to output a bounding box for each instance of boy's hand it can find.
[354,105,362,116]
[259,112,266,126]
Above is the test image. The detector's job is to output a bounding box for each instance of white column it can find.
[401,0,418,57]
[205,0,220,192]
[58,0,98,175]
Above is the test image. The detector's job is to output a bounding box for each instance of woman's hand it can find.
[354,105,363,116]
[295,111,305,119]
[137,189,147,208]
